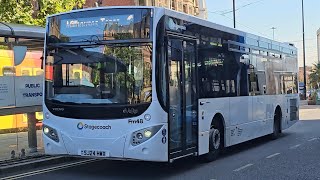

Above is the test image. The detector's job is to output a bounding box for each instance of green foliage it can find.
[309,63,320,89]
[0,0,34,25]
[0,45,8,50]
[34,0,85,26]
[308,91,317,105]
[0,0,85,27]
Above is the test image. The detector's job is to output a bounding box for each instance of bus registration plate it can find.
[79,150,109,157]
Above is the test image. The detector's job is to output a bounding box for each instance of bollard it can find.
[21,148,26,158]
[27,112,38,153]
[11,150,15,159]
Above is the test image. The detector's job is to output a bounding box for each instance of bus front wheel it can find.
[201,119,223,162]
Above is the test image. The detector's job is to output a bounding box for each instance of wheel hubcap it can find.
[210,128,220,150]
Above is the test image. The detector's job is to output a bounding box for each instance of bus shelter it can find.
[0,22,45,160]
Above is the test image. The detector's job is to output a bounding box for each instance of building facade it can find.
[84,0,208,19]
[299,66,312,88]
[317,28,320,63]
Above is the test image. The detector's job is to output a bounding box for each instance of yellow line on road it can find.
[1,159,99,180]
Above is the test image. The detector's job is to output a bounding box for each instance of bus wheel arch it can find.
[201,113,225,162]
[271,106,282,139]
[211,113,225,141]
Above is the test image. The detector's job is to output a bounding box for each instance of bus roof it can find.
[47,6,297,52]
[162,8,297,52]
[0,22,45,39]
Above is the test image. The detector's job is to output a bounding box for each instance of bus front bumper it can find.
[43,124,169,162]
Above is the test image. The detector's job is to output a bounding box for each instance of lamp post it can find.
[233,0,236,28]
[302,0,307,100]
[271,27,276,40]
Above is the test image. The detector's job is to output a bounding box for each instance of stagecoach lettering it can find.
[128,119,144,124]
[52,108,64,111]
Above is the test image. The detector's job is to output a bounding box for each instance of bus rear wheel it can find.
[202,120,223,162]
[270,109,281,140]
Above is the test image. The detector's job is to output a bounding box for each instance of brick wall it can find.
[299,66,312,83]
[84,0,135,7]
[83,0,207,19]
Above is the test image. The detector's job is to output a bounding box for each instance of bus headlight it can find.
[136,133,144,139]
[131,125,162,146]
[144,130,152,138]
[43,125,59,142]
[43,127,50,134]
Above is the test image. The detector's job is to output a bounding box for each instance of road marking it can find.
[233,163,253,172]
[266,153,281,159]
[308,138,318,142]
[289,144,301,149]
[1,159,99,180]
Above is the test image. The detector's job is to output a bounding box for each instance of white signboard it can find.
[0,76,15,108]
[15,76,43,107]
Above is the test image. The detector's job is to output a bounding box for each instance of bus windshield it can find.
[45,44,152,105]
[47,8,151,43]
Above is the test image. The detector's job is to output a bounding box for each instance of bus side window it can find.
[239,63,249,96]
[248,65,258,96]
[248,65,263,96]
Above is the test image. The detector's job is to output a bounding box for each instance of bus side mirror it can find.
[13,46,27,66]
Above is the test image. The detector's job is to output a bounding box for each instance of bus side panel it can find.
[226,94,299,147]
[198,97,230,156]
[283,94,299,130]
[229,96,252,126]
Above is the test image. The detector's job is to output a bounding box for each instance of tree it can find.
[0,0,85,27]
[34,0,86,26]
[309,63,320,89]
[0,0,34,25]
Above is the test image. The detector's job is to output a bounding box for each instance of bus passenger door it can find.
[167,34,198,159]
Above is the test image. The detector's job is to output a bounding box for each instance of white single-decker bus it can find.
[43,6,299,162]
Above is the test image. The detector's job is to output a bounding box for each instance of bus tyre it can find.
[270,111,281,140]
[202,120,223,162]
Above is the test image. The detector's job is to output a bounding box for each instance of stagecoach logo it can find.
[123,108,138,115]
[77,122,84,130]
[76,122,111,130]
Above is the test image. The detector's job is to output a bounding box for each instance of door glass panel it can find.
[183,41,197,147]
[168,39,183,151]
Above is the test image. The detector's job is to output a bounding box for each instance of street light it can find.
[271,27,276,40]
[233,0,236,28]
[302,0,307,100]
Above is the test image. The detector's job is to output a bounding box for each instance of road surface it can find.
[1,105,320,180]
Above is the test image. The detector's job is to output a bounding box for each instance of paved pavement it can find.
[1,105,320,180]
[0,130,44,161]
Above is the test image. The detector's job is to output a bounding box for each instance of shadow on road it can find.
[63,134,292,180]
[14,119,320,180]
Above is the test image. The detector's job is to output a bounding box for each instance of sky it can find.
[206,0,320,67]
